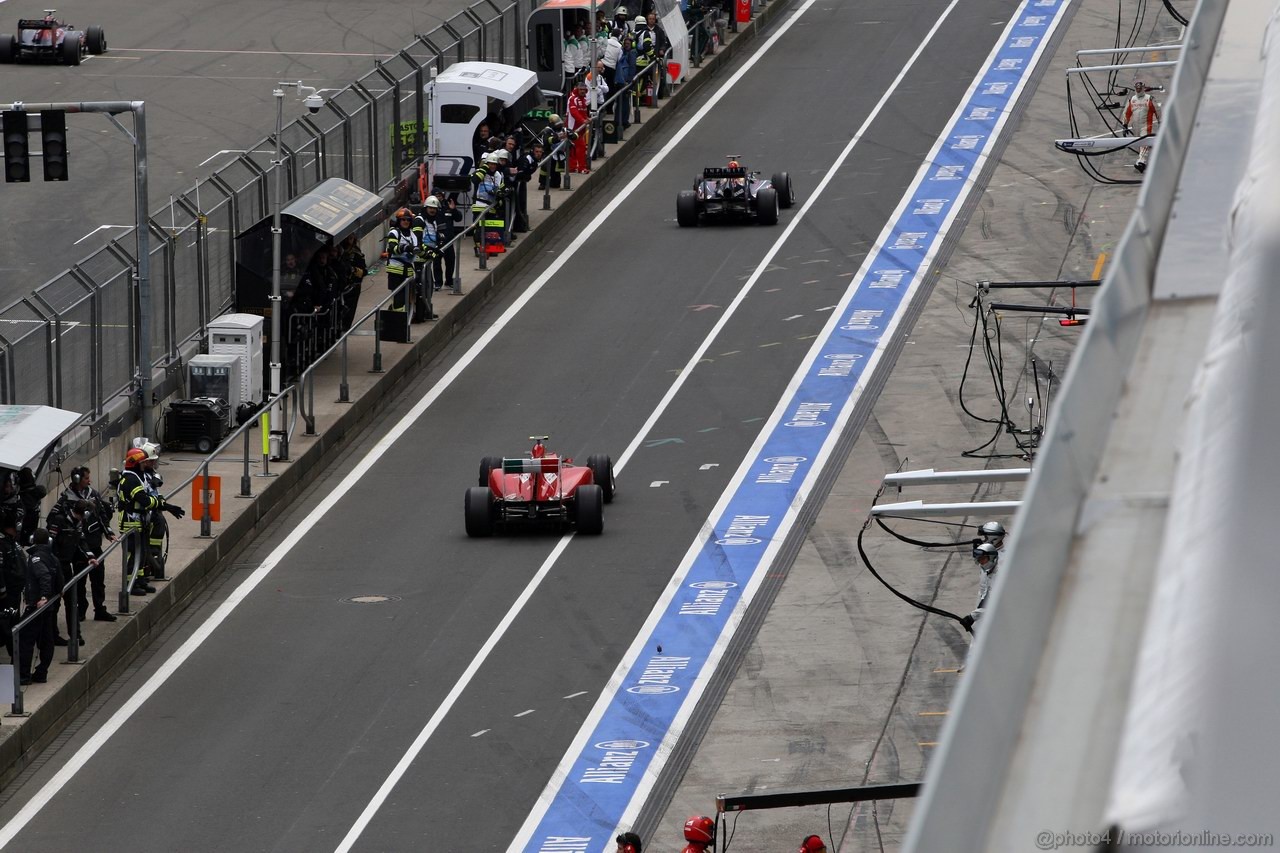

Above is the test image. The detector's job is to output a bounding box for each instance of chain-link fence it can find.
[0,0,537,424]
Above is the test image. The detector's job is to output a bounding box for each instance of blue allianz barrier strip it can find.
[521,2,1071,849]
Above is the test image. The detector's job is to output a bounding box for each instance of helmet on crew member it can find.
[394,207,413,222]
[973,542,999,566]
[424,195,441,210]
[728,160,740,169]
[615,5,629,16]
[548,113,563,126]
[683,815,715,843]
[139,441,160,461]
[979,520,1006,543]
[634,14,646,26]
[124,448,148,469]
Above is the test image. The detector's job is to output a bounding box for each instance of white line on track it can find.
[111,47,395,58]
[74,224,132,245]
[0,0,937,849]
[198,149,274,167]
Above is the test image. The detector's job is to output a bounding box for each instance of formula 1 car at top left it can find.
[0,10,107,65]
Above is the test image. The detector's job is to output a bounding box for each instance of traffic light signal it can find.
[2,110,30,183]
[41,110,68,181]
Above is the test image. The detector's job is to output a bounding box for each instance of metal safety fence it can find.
[0,0,541,426]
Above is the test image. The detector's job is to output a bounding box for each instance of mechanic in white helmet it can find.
[961,542,1000,633]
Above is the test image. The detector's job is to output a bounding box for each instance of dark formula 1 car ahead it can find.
[465,436,616,537]
[676,156,795,227]
[0,10,107,65]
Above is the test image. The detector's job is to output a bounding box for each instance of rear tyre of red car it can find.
[756,187,779,226]
[0,35,15,64]
[771,172,794,208]
[465,486,495,537]
[86,26,107,55]
[586,454,615,504]
[478,455,503,487]
[676,190,699,228]
[575,485,604,535]
[61,34,81,65]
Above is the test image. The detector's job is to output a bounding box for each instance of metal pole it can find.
[135,102,155,439]
[241,428,252,496]
[371,312,383,373]
[9,628,21,713]
[339,337,350,402]
[118,535,131,615]
[199,460,212,537]
[269,87,286,462]
[66,579,80,663]
[589,0,599,166]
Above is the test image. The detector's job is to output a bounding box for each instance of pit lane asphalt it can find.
[0,0,1025,849]
[0,0,484,301]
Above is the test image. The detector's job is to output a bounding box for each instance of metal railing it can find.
[0,0,541,429]
[7,529,139,715]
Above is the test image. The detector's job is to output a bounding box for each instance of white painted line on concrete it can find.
[471,730,489,738]
[514,710,535,718]
[563,691,588,700]
[73,224,131,245]
[649,481,669,488]
[111,47,395,58]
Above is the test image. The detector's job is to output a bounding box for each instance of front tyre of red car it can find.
[465,486,496,537]
[575,484,604,535]
[756,187,779,226]
[676,190,699,227]
[86,26,107,55]
[0,35,16,63]
[586,454,615,503]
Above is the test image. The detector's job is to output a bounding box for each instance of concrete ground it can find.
[648,0,1185,850]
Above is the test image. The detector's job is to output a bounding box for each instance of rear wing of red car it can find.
[18,19,60,29]
[502,457,561,474]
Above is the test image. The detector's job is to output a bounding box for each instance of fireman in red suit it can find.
[567,81,591,174]
[1123,80,1159,173]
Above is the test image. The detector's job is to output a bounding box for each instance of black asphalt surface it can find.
[0,0,486,299]
[0,0,1022,849]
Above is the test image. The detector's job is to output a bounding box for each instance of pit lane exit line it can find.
[0,0,820,844]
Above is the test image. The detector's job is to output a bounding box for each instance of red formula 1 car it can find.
[465,436,615,537]
[0,10,107,65]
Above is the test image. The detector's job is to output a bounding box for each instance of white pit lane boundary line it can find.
[0,0,818,846]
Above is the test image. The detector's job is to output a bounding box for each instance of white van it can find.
[426,61,545,191]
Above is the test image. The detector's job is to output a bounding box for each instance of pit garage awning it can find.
[0,404,81,471]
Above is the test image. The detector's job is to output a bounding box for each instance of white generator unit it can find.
[187,354,243,422]
[207,313,264,406]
